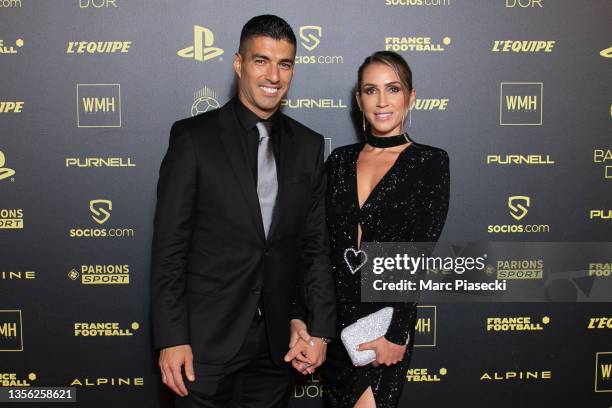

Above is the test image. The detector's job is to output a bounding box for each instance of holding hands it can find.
[284,319,327,375]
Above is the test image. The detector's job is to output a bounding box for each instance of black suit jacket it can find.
[151,100,336,366]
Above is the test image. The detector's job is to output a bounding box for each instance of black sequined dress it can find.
[323,141,450,408]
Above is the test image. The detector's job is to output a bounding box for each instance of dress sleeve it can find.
[385,149,450,345]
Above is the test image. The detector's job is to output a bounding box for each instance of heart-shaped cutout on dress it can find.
[344,247,368,275]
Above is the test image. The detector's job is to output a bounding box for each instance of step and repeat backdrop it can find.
[1,0,611,407]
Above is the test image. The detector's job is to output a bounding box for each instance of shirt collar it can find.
[233,97,280,132]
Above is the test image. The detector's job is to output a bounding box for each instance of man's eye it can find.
[255,59,266,65]
[280,62,293,69]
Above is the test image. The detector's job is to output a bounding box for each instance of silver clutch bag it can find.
[340,307,409,367]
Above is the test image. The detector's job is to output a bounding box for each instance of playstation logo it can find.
[0,150,16,182]
[299,26,322,51]
[178,25,224,62]
[600,46,612,58]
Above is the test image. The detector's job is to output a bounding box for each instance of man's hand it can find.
[357,336,406,367]
[158,344,195,397]
[287,319,313,374]
[285,337,327,375]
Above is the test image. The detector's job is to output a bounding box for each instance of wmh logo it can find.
[414,305,437,347]
[77,84,121,128]
[500,82,543,126]
[595,352,612,392]
[0,310,23,351]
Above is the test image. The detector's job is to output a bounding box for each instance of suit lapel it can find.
[217,104,266,240]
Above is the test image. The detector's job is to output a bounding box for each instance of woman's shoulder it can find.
[327,142,362,163]
[409,141,449,162]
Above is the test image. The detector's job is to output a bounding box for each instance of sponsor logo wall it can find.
[0,1,609,407]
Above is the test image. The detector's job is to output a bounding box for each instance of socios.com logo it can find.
[178,25,224,62]
[299,26,322,51]
[89,199,112,225]
[508,195,530,221]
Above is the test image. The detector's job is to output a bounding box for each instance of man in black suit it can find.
[151,15,336,407]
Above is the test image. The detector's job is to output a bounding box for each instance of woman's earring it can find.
[409,102,415,128]
[362,113,366,133]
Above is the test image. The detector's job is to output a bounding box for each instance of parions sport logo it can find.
[0,208,23,229]
[495,259,543,279]
[68,264,130,285]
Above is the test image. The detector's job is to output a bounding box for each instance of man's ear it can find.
[233,53,242,79]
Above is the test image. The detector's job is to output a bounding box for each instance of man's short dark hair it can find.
[239,15,296,55]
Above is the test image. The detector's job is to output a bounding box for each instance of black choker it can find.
[366,132,411,148]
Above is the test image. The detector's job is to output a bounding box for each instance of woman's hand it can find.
[289,319,311,349]
[357,336,406,367]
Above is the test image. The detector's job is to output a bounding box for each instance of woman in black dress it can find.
[323,51,450,407]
